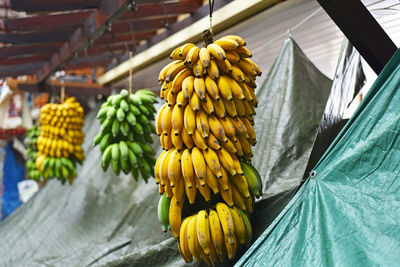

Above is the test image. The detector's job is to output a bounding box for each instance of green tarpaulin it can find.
[237,49,400,267]
[0,38,332,267]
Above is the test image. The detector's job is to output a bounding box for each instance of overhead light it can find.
[370,8,400,16]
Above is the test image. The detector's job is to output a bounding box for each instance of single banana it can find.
[157,192,170,232]
[195,173,211,201]
[161,105,173,136]
[199,47,211,69]
[186,46,200,65]
[222,35,246,46]
[225,51,241,64]
[214,38,240,50]
[181,149,195,189]
[206,133,221,151]
[207,60,220,80]
[184,105,196,136]
[182,76,194,100]
[191,147,207,185]
[179,216,194,262]
[189,91,201,112]
[188,215,202,262]
[201,93,215,115]
[212,97,227,118]
[171,69,192,94]
[207,43,226,61]
[231,183,247,211]
[169,194,183,239]
[196,210,211,256]
[196,110,210,138]
[192,129,208,151]
[208,115,229,144]
[194,77,206,101]
[171,104,184,136]
[229,174,250,199]
[171,132,183,151]
[167,149,182,187]
[205,166,219,194]
[176,91,188,108]
[205,76,220,101]
[181,127,194,148]
[217,147,237,176]
[202,148,223,178]
[236,46,252,58]
[229,206,246,245]
[237,208,253,248]
[193,58,204,78]
[208,209,225,262]
[217,76,233,101]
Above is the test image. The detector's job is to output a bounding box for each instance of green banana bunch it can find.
[25,126,42,181]
[94,89,158,181]
[40,156,77,185]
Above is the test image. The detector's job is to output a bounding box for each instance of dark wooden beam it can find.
[0,54,52,65]
[120,0,201,20]
[9,0,102,13]
[111,17,177,34]
[317,0,397,74]
[93,31,155,46]
[0,62,45,77]
[66,53,115,70]
[17,80,112,96]
[0,11,93,32]
[0,43,62,58]
[0,28,76,44]
[35,0,130,83]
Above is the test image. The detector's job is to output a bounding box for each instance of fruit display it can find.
[154,33,263,264]
[93,89,158,181]
[36,97,85,184]
[25,126,42,181]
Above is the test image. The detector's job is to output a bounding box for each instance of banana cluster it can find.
[94,89,158,181]
[35,155,77,184]
[25,126,42,181]
[155,34,263,264]
[36,97,85,184]
[160,199,252,265]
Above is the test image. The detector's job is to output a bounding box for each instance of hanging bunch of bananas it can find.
[94,89,158,181]
[25,126,42,181]
[155,33,264,265]
[36,97,85,184]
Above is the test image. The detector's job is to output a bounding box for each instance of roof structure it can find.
[0,0,207,83]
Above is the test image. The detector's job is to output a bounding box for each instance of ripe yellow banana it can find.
[207,43,226,61]
[194,77,206,101]
[205,166,219,194]
[202,148,222,178]
[191,147,207,185]
[223,35,246,46]
[181,127,194,148]
[196,210,211,256]
[161,105,173,136]
[218,117,236,139]
[212,97,226,118]
[233,98,246,117]
[159,60,181,83]
[176,91,188,108]
[167,149,182,187]
[206,133,221,151]
[169,194,183,238]
[229,206,246,245]
[229,174,250,199]
[165,61,186,83]
[226,51,240,64]
[215,203,236,252]
[171,69,192,94]
[237,60,257,77]
[214,38,240,50]
[199,47,211,69]
[231,183,247,211]
[192,129,208,151]
[171,104,184,136]
[221,137,237,154]
[229,117,249,138]
[217,76,233,101]
[189,91,201,112]
[217,147,237,176]
[209,115,229,143]
[182,76,194,100]
[186,46,200,65]
[180,43,196,58]
[195,174,211,201]
[201,93,215,115]
[172,174,185,204]
[208,209,225,262]
[236,46,252,58]
[184,105,196,136]
[231,65,246,84]
[188,215,202,261]
[193,58,204,78]
[179,216,193,262]
[181,148,195,189]
[171,131,183,149]
[155,150,168,184]
[207,60,220,80]
[196,110,210,138]
[159,149,174,187]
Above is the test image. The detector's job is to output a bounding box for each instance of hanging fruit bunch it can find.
[93,89,158,181]
[25,125,42,181]
[36,97,85,184]
[155,31,263,265]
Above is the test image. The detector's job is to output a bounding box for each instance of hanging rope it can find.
[162,0,169,29]
[60,70,65,103]
[208,0,215,35]
[129,51,133,94]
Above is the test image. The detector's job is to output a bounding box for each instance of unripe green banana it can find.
[158,192,171,232]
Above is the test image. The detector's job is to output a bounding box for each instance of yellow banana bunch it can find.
[155,34,263,264]
[37,97,85,184]
[173,203,252,265]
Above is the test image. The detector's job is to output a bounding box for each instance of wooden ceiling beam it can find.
[0,43,62,57]
[120,0,201,20]
[17,80,112,96]
[9,0,103,13]
[0,28,76,44]
[111,17,178,34]
[0,62,45,78]
[35,0,130,83]
[317,0,397,74]
[66,54,114,70]
[0,54,53,65]
[93,31,155,46]
[0,11,94,32]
